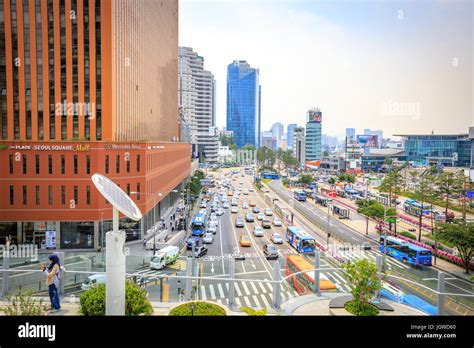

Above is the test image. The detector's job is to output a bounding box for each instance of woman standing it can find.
[42,254,61,312]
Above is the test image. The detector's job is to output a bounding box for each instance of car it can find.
[198,209,207,215]
[216,208,224,216]
[223,202,230,209]
[245,213,255,222]
[253,226,264,237]
[228,191,234,196]
[257,213,265,221]
[264,209,273,216]
[203,233,214,244]
[239,235,252,247]
[242,202,249,209]
[207,225,217,234]
[200,202,207,208]
[273,218,282,227]
[239,181,243,185]
[262,218,272,228]
[263,244,279,259]
[252,206,260,214]
[192,246,208,258]
[210,212,217,220]
[235,217,245,228]
[271,233,283,244]
[243,189,249,195]
[231,207,239,214]
[221,197,227,203]
[249,201,256,207]
[82,274,107,291]
[231,200,238,207]
[211,205,218,212]
[249,188,254,192]
[186,236,201,249]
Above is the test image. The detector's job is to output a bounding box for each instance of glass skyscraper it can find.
[305,108,322,161]
[226,60,260,148]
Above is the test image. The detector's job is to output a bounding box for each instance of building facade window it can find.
[137,183,140,200]
[60,221,94,249]
[86,155,90,174]
[48,186,53,205]
[74,155,78,174]
[10,186,14,205]
[36,185,40,205]
[61,155,65,174]
[36,155,40,174]
[9,155,14,174]
[86,186,90,205]
[126,183,130,196]
[48,155,53,174]
[74,186,78,204]
[105,155,109,174]
[126,159,130,173]
[61,186,65,204]
[22,186,27,205]
[136,154,140,172]
[116,155,120,173]
[22,155,27,174]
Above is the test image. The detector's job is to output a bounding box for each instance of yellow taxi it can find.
[239,235,252,247]
[228,191,234,196]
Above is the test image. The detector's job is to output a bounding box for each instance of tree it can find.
[434,221,474,274]
[379,167,403,232]
[343,258,382,316]
[356,200,395,235]
[280,150,298,171]
[435,171,464,216]
[411,172,436,241]
[323,150,330,157]
[298,174,313,186]
[328,177,336,187]
[257,146,276,169]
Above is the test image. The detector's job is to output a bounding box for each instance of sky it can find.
[179,0,473,139]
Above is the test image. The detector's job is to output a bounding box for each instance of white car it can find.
[264,209,273,216]
[271,233,283,244]
[257,213,265,221]
[249,188,254,192]
[253,226,264,237]
[207,225,217,235]
[203,233,214,244]
[223,202,229,209]
[273,218,282,227]
[231,206,239,214]
[242,202,249,209]
[243,189,249,195]
[216,208,224,216]
[200,202,207,208]
[198,209,207,215]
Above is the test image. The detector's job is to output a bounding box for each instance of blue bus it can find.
[286,226,316,253]
[380,236,432,266]
[261,172,280,180]
[403,199,431,217]
[294,190,307,202]
[190,214,206,236]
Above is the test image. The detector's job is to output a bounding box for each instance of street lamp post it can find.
[326,202,331,246]
[130,191,161,254]
[382,206,397,272]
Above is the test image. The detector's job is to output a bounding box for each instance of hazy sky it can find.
[179,0,473,139]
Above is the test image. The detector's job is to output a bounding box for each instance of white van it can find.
[81,274,106,291]
[150,246,180,270]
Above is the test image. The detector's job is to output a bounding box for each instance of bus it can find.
[244,167,254,175]
[294,190,307,202]
[286,226,316,253]
[314,194,332,207]
[285,255,337,294]
[403,199,431,217]
[261,172,280,180]
[379,235,432,266]
[190,214,206,236]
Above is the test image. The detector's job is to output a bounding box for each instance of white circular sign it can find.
[91,173,142,221]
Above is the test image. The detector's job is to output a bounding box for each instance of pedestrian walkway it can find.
[197,278,299,309]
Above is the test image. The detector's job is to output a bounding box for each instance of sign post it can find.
[92,174,142,316]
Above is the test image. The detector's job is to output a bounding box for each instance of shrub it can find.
[169,301,226,316]
[1,289,48,316]
[345,300,379,316]
[240,306,267,316]
[398,231,417,240]
[79,280,153,316]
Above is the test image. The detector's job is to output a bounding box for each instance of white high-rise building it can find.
[293,127,306,165]
[179,47,219,162]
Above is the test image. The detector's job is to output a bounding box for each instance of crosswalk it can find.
[332,249,411,270]
[197,279,299,308]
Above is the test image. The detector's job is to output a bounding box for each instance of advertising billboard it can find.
[357,135,378,148]
[308,110,322,123]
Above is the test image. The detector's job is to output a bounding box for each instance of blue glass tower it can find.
[226,61,260,148]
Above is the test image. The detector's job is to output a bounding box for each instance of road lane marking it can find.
[234,282,243,297]
[241,281,251,296]
[217,283,225,298]
[330,271,347,284]
[200,285,207,301]
[250,281,259,294]
[235,297,242,306]
[257,282,266,292]
[260,294,271,307]
[209,284,216,299]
